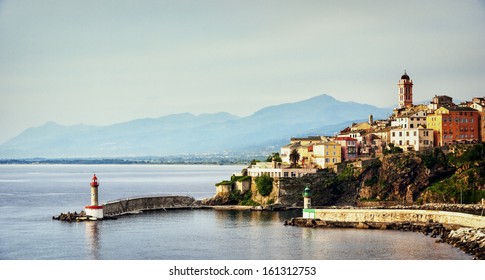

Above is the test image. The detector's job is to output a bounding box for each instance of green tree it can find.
[289,149,300,168]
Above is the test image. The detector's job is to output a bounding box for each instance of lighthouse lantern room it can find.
[85,173,104,220]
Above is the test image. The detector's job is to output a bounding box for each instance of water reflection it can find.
[214,209,301,228]
[85,221,100,260]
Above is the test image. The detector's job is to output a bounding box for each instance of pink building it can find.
[334,137,358,161]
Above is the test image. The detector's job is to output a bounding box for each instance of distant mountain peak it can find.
[0,94,391,158]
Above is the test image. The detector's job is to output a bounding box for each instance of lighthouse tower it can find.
[85,174,104,220]
[303,186,312,209]
[302,186,315,218]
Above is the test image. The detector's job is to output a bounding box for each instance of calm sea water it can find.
[0,164,472,260]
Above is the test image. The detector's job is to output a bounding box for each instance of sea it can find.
[0,164,472,260]
[1,164,481,280]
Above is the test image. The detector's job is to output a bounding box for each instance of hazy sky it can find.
[1,0,484,144]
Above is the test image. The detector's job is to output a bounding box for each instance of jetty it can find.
[103,195,198,216]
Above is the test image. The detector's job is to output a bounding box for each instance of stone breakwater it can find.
[286,218,485,259]
[353,203,485,216]
[103,195,196,216]
[285,209,485,259]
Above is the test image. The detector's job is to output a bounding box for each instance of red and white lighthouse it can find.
[85,173,104,220]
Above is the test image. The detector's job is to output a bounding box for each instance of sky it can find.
[1,0,484,144]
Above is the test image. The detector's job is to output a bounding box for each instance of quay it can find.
[301,208,485,229]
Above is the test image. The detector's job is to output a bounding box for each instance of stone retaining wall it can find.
[103,195,195,216]
[310,209,485,228]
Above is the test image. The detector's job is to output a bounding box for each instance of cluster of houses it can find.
[247,71,485,179]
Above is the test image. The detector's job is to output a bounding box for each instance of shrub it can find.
[255,175,273,196]
[337,164,355,182]
[215,180,232,186]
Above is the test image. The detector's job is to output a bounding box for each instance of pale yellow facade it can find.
[312,141,342,169]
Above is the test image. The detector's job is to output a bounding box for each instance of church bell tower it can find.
[398,70,413,109]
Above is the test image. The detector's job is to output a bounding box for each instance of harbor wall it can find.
[307,208,485,228]
[103,195,195,216]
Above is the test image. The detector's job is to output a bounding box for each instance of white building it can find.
[247,162,317,178]
[280,142,301,164]
[390,126,434,151]
[391,110,427,129]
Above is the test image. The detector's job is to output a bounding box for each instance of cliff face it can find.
[209,144,485,207]
[419,145,485,204]
[358,150,454,203]
[276,150,454,207]
[277,172,359,207]
[271,148,462,207]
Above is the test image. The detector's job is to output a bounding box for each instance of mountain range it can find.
[0,94,392,158]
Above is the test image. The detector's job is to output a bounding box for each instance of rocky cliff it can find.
[207,144,485,207]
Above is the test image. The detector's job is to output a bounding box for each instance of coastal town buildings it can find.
[280,142,300,164]
[271,72,484,173]
[312,141,342,169]
[360,132,385,156]
[334,137,358,161]
[428,95,454,111]
[469,98,485,142]
[391,110,427,129]
[279,136,342,169]
[390,126,434,151]
[246,161,317,178]
[426,106,480,146]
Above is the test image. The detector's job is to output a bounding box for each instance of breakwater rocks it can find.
[443,228,485,259]
[53,211,117,222]
[285,217,485,259]
[52,211,85,222]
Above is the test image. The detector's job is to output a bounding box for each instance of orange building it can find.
[426,106,480,146]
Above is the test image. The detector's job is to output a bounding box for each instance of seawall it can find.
[103,195,196,216]
[304,208,485,228]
